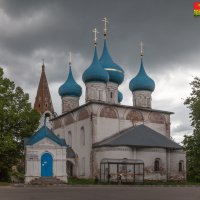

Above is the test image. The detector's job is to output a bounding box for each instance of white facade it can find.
[25,137,67,183]
[52,102,186,181]
[85,82,107,102]
[132,90,152,108]
[61,96,80,113]
[106,82,119,104]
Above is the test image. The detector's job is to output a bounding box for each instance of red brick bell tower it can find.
[34,63,54,115]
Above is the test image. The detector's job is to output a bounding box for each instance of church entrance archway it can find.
[41,153,53,177]
[67,161,74,177]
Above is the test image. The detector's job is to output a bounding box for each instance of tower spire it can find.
[102,17,109,38]
[42,58,45,70]
[34,63,54,114]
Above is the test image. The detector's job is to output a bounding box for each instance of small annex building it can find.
[24,124,68,183]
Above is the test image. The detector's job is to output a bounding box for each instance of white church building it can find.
[25,19,186,183]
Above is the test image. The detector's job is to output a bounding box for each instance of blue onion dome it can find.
[118,91,123,103]
[82,46,109,83]
[59,64,82,97]
[129,58,155,92]
[99,39,124,85]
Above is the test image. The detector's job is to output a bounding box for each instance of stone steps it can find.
[30,177,66,185]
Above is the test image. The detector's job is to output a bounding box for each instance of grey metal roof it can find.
[93,125,182,149]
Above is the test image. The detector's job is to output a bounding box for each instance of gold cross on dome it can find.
[93,28,99,43]
[140,41,143,56]
[69,52,72,64]
[102,17,109,34]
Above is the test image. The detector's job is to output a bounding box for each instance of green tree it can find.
[183,77,200,182]
[0,67,40,181]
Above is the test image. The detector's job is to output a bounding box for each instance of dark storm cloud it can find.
[0,0,199,142]
[0,0,198,85]
[0,0,199,66]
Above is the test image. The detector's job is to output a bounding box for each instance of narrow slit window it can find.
[179,161,184,172]
[110,92,113,98]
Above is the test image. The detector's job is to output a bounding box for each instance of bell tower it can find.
[34,62,54,128]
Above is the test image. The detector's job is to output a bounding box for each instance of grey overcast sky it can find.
[0,0,199,143]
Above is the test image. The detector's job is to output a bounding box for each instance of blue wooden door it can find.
[41,153,53,177]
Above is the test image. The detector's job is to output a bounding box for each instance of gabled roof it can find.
[93,124,182,149]
[25,125,67,147]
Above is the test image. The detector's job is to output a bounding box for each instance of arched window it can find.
[81,157,85,176]
[179,160,184,172]
[80,127,85,146]
[154,158,160,172]
[68,131,72,146]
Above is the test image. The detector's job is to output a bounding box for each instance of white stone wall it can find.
[132,90,152,108]
[106,82,119,104]
[93,147,185,181]
[25,138,67,183]
[95,117,120,143]
[62,96,79,113]
[85,82,107,102]
[137,148,167,180]
[144,122,167,136]
[52,102,179,179]
[95,146,133,164]
[169,150,186,180]
[53,118,92,178]
[85,81,119,104]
